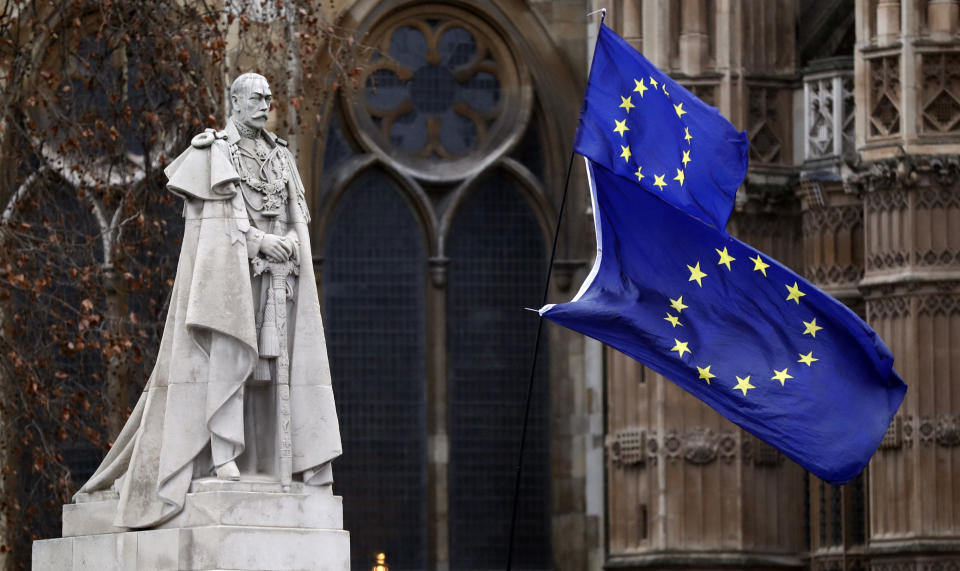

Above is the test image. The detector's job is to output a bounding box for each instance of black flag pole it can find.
[504,9,605,570]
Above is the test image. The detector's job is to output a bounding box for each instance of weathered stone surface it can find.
[33,525,349,571]
[37,478,348,570]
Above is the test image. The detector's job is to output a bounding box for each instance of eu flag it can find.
[575,24,749,230]
[543,158,906,484]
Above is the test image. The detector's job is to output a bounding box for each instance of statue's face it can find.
[233,77,272,130]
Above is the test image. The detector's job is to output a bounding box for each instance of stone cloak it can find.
[77,137,342,529]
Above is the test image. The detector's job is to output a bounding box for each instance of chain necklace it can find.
[231,145,290,213]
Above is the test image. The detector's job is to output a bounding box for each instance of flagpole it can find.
[505,9,605,571]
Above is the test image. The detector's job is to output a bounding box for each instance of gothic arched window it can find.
[317,5,556,569]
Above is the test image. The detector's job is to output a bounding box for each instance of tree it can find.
[0,1,367,567]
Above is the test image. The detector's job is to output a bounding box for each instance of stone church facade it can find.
[301,0,960,569]
[8,0,956,569]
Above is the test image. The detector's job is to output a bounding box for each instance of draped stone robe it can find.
[77,119,342,529]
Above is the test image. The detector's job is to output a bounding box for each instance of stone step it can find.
[64,478,343,537]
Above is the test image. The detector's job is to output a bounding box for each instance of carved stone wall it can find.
[847,155,960,565]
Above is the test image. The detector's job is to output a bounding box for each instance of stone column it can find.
[851,0,960,562]
[679,0,708,76]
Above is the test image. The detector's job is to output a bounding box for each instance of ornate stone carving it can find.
[917,294,960,316]
[717,433,737,463]
[921,52,960,134]
[607,428,647,468]
[848,155,960,194]
[868,55,901,138]
[915,249,960,267]
[866,297,910,321]
[682,427,718,465]
[748,87,785,164]
[902,414,914,447]
[865,188,908,213]
[803,70,854,162]
[806,77,835,159]
[664,429,683,463]
[936,414,960,447]
[803,204,862,233]
[868,251,908,271]
[915,187,960,210]
[807,264,864,286]
[880,415,903,449]
[918,416,937,446]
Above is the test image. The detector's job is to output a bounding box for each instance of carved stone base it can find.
[32,478,349,570]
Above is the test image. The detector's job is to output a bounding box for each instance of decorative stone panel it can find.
[920,52,960,135]
[868,55,901,139]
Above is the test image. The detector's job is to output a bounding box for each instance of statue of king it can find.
[76,73,342,529]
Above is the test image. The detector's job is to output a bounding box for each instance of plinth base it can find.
[32,478,349,571]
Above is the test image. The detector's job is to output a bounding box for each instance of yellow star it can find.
[673,168,685,186]
[682,150,691,167]
[802,318,823,338]
[634,165,644,182]
[750,254,769,277]
[674,102,687,118]
[697,365,716,385]
[653,174,667,190]
[687,262,707,287]
[619,145,632,162]
[619,95,635,113]
[662,84,670,97]
[785,282,806,304]
[798,351,818,366]
[715,247,735,271]
[669,296,687,313]
[733,375,755,396]
[771,368,793,387]
[684,127,693,143]
[664,313,682,328]
[649,76,659,89]
[613,119,630,137]
[670,338,691,358]
[633,78,647,97]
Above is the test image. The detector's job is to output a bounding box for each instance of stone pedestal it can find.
[32,478,349,570]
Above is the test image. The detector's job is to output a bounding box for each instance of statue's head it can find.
[230,73,272,131]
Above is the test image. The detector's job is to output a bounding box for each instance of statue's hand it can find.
[260,234,294,262]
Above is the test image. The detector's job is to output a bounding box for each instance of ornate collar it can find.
[235,121,261,140]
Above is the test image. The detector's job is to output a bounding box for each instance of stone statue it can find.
[76,73,342,529]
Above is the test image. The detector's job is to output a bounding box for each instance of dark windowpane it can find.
[447,172,550,570]
[850,472,866,545]
[830,483,843,546]
[324,171,427,570]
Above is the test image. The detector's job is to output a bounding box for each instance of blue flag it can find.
[542,159,906,483]
[575,24,749,230]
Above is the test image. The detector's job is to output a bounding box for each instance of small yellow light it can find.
[373,552,389,571]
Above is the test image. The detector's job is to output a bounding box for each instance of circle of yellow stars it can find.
[662,245,824,398]
[612,75,692,192]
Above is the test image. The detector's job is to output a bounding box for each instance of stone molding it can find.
[876,413,960,450]
[846,155,960,194]
[606,427,781,468]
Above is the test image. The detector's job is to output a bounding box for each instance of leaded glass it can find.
[349,8,529,181]
[324,171,428,570]
[447,172,550,570]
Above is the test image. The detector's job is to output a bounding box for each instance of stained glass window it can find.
[447,172,550,570]
[324,171,428,570]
